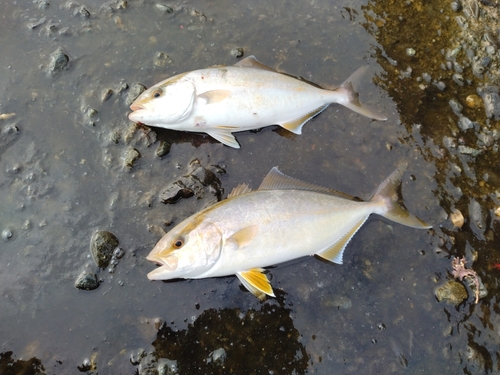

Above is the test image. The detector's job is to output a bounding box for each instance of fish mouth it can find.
[130,103,145,111]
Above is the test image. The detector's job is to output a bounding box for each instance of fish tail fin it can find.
[370,163,431,229]
[335,66,387,121]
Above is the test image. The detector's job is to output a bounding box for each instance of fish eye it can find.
[173,239,184,248]
[151,88,163,99]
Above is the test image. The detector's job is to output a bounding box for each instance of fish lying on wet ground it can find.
[147,164,431,299]
[129,56,386,148]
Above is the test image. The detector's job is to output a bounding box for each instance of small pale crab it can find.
[451,256,480,304]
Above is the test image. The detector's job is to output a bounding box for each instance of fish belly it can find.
[176,67,335,132]
[195,190,375,278]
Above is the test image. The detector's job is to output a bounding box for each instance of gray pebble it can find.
[101,89,113,102]
[48,47,69,74]
[458,116,473,130]
[231,48,244,58]
[435,280,467,306]
[90,230,119,268]
[451,1,462,12]
[1,229,13,241]
[75,271,99,290]
[452,73,464,86]
[155,141,171,157]
[153,52,172,67]
[123,148,141,169]
[125,83,147,106]
[458,145,482,156]
[449,99,463,116]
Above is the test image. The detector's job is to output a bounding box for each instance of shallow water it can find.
[1,0,498,374]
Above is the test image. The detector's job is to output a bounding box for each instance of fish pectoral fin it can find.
[316,218,368,264]
[205,129,240,148]
[198,90,231,105]
[233,55,277,72]
[279,105,328,135]
[227,225,259,249]
[236,268,275,300]
[228,183,252,198]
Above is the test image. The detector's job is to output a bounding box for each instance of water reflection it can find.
[361,0,500,372]
[138,291,309,375]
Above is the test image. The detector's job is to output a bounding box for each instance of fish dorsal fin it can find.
[233,56,277,72]
[228,183,252,198]
[227,225,259,249]
[205,128,240,148]
[197,90,231,105]
[236,268,275,300]
[316,218,368,264]
[258,167,358,200]
[279,105,328,135]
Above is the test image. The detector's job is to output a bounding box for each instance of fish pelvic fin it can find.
[334,66,387,121]
[279,105,328,135]
[236,268,275,300]
[372,163,432,229]
[206,128,240,148]
[316,218,368,264]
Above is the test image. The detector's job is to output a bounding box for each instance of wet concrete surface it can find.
[0,0,497,374]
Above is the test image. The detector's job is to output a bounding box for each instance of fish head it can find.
[146,215,223,280]
[128,77,196,126]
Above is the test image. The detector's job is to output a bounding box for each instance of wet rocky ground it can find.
[0,0,499,374]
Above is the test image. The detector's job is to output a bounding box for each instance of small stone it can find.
[125,83,147,106]
[1,229,13,241]
[153,52,172,67]
[123,147,141,168]
[231,47,244,58]
[495,207,500,218]
[449,99,463,116]
[458,145,481,156]
[90,231,119,268]
[465,94,482,109]
[450,208,464,228]
[457,116,473,130]
[155,141,171,157]
[48,47,69,74]
[435,280,467,306]
[155,4,174,13]
[75,271,99,290]
[101,89,113,102]
[406,48,415,57]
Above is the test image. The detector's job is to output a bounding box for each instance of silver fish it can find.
[146,164,430,299]
[129,56,386,148]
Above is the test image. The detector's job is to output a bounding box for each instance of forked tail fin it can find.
[336,66,387,121]
[371,163,432,229]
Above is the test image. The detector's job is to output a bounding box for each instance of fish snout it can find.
[130,103,145,111]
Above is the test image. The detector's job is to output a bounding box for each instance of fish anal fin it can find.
[205,129,240,148]
[317,218,368,264]
[198,90,231,104]
[228,183,252,198]
[279,105,328,135]
[236,268,275,299]
[227,225,259,249]
[233,56,277,72]
[258,167,358,200]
